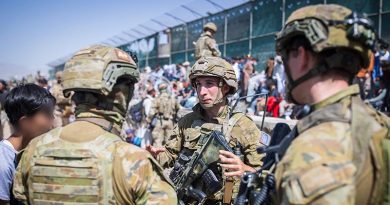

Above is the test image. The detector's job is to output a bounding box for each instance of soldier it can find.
[13,45,177,205]
[273,4,390,204]
[50,71,72,127]
[147,56,265,204]
[0,79,12,140]
[148,82,180,147]
[195,22,221,60]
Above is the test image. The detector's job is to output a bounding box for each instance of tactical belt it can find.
[157,114,171,120]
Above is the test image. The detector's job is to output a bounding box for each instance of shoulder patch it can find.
[283,162,356,204]
[115,49,131,62]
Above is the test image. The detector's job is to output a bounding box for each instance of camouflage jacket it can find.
[149,92,180,121]
[13,121,177,205]
[50,82,71,108]
[157,103,265,201]
[275,85,390,205]
[195,32,221,60]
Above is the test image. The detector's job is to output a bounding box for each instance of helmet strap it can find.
[213,79,226,105]
[285,61,328,104]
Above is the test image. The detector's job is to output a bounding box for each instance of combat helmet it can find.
[189,56,237,95]
[276,4,377,103]
[62,45,139,97]
[203,22,217,33]
[277,4,376,71]
[62,45,140,133]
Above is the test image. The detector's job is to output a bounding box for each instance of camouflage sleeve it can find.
[206,38,221,57]
[232,116,264,169]
[114,143,177,205]
[13,137,40,204]
[148,99,159,120]
[276,127,357,205]
[13,152,28,204]
[156,124,182,168]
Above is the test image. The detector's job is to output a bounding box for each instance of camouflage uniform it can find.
[50,71,72,128]
[0,88,12,140]
[13,45,177,205]
[149,83,180,147]
[0,107,12,140]
[156,57,265,204]
[195,22,221,60]
[273,4,390,204]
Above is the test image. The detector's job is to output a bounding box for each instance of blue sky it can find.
[0,0,196,79]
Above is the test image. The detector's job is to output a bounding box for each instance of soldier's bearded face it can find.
[195,76,222,108]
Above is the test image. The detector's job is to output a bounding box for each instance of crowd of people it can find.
[1,41,390,149]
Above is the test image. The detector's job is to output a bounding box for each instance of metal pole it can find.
[185,23,189,61]
[165,13,186,23]
[260,93,269,131]
[181,5,203,17]
[169,30,172,64]
[224,13,228,57]
[379,0,383,37]
[131,29,147,36]
[152,19,170,28]
[123,31,138,39]
[139,25,157,33]
[146,50,149,67]
[115,36,128,43]
[249,7,253,56]
[282,0,286,26]
[205,0,224,11]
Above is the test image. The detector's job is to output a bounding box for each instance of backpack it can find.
[129,99,144,123]
[158,94,176,119]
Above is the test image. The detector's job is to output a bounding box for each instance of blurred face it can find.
[195,76,229,109]
[19,111,54,139]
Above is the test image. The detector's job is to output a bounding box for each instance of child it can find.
[0,84,56,205]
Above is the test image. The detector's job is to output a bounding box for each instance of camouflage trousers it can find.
[152,118,174,147]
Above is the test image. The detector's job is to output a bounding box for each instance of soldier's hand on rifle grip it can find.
[219,150,256,177]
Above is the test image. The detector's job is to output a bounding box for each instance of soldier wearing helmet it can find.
[195,22,221,60]
[148,82,180,147]
[272,4,390,204]
[13,45,177,205]
[50,71,72,127]
[147,56,265,204]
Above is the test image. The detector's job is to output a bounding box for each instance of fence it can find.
[51,0,390,74]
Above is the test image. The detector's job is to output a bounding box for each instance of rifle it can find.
[169,130,233,205]
[234,105,311,205]
[234,125,297,205]
[230,92,269,131]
